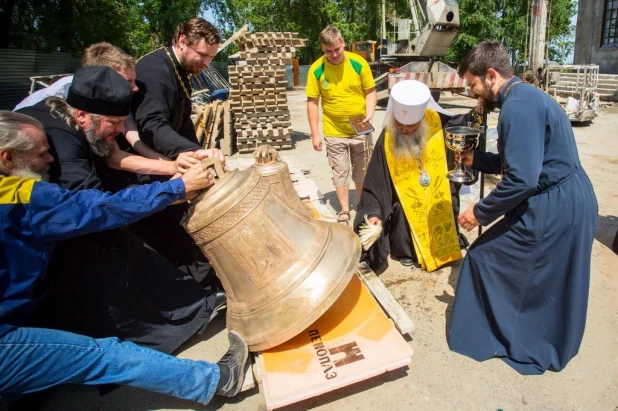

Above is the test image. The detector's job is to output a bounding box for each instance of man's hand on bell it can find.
[455,151,474,167]
[195,148,227,169]
[175,151,200,173]
[312,134,323,151]
[180,162,215,194]
[458,203,480,232]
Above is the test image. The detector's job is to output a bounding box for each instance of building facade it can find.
[573,0,618,73]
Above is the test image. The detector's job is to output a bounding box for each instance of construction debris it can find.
[545,64,600,122]
[193,100,233,155]
[229,32,307,153]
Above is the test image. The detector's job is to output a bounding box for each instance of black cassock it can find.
[353,111,475,271]
[18,102,216,355]
[133,47,201,158]
[127,46,214,286]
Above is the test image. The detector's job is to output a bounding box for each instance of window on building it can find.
[602,0,618,46]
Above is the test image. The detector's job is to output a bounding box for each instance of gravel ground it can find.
[41,90,618,411]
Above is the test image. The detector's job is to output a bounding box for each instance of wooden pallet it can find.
[237,32,303,41]
[228,65,287,74]
[239,51,294,59]
[235,126,292,136]
[235,119,291,128]
[235,116,291,125]
[228,31,308,152]
[229,103,289,113]
[242,38,307,48]
[228,75,286,84]
[243,45,298,53]
[237,57,293,66]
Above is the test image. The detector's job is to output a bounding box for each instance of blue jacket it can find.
[0,173,186,337]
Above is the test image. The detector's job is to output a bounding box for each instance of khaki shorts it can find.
[324,134,373,187]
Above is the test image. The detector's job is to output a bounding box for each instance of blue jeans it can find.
[0,327,220,404]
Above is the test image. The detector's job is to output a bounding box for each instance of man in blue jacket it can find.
[18,66,223,355]
[0,111,247,404]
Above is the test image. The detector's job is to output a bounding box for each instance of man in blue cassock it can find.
[449,41,598,375]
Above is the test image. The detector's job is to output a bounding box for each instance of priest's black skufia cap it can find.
[66,66,132,116]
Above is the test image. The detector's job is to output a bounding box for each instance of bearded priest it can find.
[353,80,478,272]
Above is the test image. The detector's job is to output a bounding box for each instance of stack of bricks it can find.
[229,32,307,153]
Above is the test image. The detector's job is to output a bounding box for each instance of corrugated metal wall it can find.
[0,49,81,110]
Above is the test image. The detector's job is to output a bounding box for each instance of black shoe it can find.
[213,290,227,312]
[399,257,414,267]
[208,290,227,322]
[216,331,249,397]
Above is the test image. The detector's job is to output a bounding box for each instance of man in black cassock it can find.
[353,80,477,272]
[130,18,225,285]
[18,66,221,355]
[132,17,221,158]
[449,41,598,375]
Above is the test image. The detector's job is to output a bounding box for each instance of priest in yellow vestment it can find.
[354,80,479,272]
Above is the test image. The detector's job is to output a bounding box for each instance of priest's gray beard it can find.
[388,117,429,163]
[83,116,115,158]
[13,156,50,182]
[46,97,114,158]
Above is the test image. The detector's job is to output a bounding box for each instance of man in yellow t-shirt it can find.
[306,25,376,225]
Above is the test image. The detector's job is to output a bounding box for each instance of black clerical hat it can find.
[66,66,132,116]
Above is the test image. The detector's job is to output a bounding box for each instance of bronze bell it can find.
[252,145,315,220]
[184,151,361,351]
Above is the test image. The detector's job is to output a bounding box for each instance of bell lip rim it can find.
[226,226,362,352]
[243,242,361,352]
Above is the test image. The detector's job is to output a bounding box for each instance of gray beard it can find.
[83,122,115,158]
[13,160,49,182]
[389,120,429,163]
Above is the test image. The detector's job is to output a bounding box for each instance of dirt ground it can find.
[43,90,618,411]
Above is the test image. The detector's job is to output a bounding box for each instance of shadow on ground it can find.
[291,130,311,149]
[571,121,593,128]
[321,189,360,215]
[434,260,463,340]
[176,313,227,353]
[595,214,618,252]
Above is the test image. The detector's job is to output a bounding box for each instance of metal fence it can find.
[0,51,311,111]
[0,49,81,110]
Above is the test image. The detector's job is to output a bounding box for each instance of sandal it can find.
[337,211,351,225]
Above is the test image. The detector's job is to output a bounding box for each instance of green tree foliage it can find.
[1,0,205,56]
[545,0,577,63]
[1,0,576,67]
[447,0,577,68]
[204,0,383,63]
[446,0,502,62]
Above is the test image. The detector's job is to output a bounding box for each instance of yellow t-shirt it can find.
[306,52,376,137]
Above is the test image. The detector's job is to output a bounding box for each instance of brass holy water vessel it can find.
[444,126,481,183]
